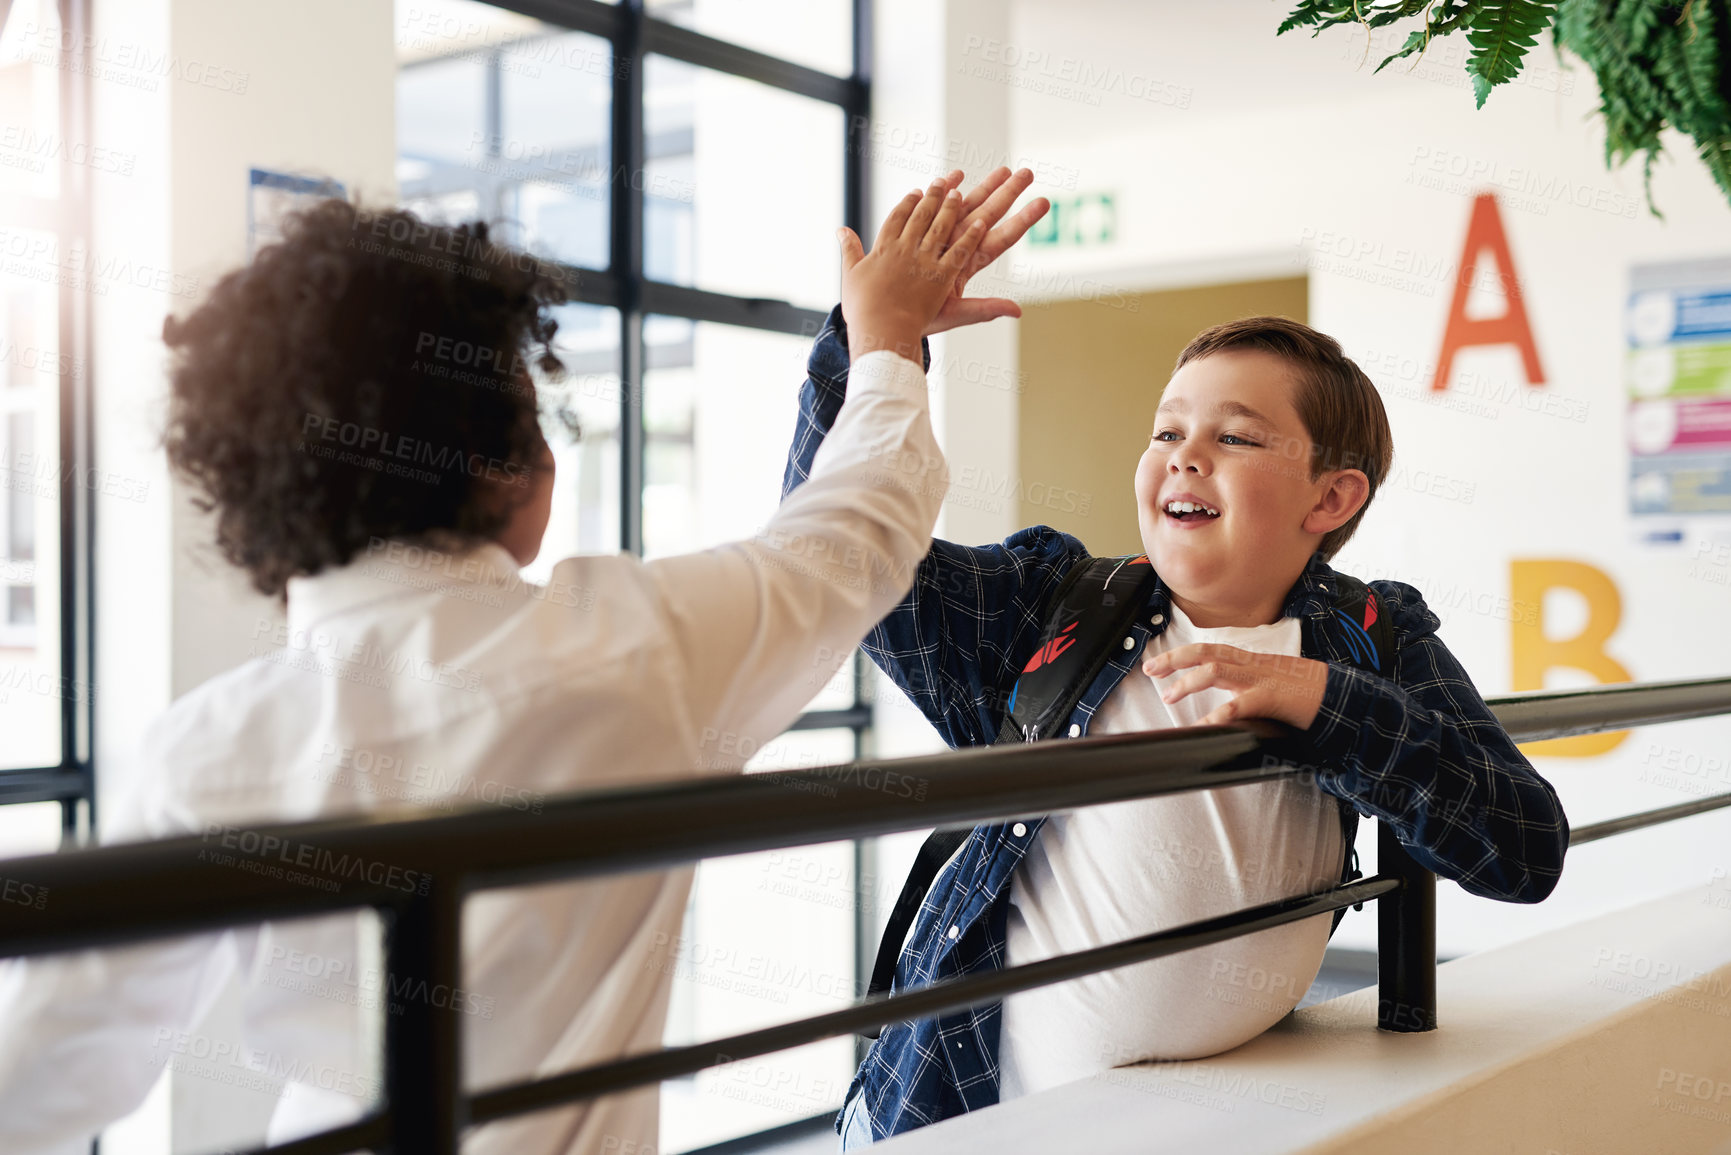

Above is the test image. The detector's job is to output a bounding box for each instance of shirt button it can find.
[947,925,960,940]
[1150,613,1164,626]
[1012,822,1027,837]
[1068,723,1081,738]
[1121,636,1136,650]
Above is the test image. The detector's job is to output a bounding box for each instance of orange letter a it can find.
[1433,192,1545,391]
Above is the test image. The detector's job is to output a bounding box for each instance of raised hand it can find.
[838,177,988,365]
[922,166,1051,336]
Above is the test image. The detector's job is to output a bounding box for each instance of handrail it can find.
[1489,675,1731,742]
[470,875,1403,1121]
[0,675,1725,1155]
[0,721,1300,959]
[3,678,1728,958]
[1570,791,1731,845]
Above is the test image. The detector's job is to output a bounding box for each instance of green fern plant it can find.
[1278,0,1731,213]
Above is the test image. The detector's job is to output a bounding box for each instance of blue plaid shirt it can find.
[780,306,1570,1140]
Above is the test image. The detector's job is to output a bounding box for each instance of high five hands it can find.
[840,167,1049,364]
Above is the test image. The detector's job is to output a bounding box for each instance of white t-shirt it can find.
[998,602,1347,1099]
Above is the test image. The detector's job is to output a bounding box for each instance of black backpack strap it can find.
[1321,573,1396,935]
[986,552,1098,746]
[858,555,1158,1037]
[1325,573,1394,676]
[862,827,969,1031]
[998,554,1158,743]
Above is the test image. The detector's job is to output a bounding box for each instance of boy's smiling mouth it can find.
[1161,492,1221,525]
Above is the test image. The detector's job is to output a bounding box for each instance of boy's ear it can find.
[1302,469,1370,536]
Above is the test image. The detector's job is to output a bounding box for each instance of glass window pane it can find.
[8,413,34,559]
[396,53,494,223]
[521,304,624,579]
[804,655,856,712]
[662,730,859,1149]
[395,0,564,67]
[0,800,63,858]
[645,57,844,309]
[0,236,60,769]
[642,318,811,560]
[646,0,854,78]
[4,292,37,391]
[397,54,489,168]
[744,725,855,772]
[0,0,65,201]
[496,31,612,270]
[396,12,612,271]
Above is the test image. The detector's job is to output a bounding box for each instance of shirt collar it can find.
[286,538,522,637]
[1283,551,1341,619]
[1145,550,1338,622]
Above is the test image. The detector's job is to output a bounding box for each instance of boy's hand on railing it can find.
[839,177,987,365]
[1143,644,1331,731]
[922,166,1050,336]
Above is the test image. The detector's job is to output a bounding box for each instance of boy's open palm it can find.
[1143,643,1331,731]
[839,178,986,363]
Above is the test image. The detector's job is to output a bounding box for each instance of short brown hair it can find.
[1173,316,1393,561]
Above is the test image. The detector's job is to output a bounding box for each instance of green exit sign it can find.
[1030,192,1116,247]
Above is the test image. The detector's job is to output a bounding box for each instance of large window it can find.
[396,1,868,1147]
[0,0,95,853]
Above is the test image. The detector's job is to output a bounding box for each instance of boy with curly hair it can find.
[0,175,1047,1155]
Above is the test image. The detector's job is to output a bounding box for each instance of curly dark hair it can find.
[163,198,571,597]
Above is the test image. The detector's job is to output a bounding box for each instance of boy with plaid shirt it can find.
[779,197,1568,1143]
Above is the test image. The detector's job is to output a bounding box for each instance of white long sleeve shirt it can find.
[0,349,946,1155]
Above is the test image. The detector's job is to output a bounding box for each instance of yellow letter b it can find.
[1510,560,1631,757]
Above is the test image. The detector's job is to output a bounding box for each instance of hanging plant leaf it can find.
[1464,1,1559,106]
[1278,0,1731,213]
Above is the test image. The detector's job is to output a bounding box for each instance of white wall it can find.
[165,0,397,701]
[980,0,1731,956]
[90,0,175,825]
[94,0,397,810]
[869,0,1022,554]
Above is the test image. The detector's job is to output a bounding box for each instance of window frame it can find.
[477,0,871,557]
[0,0,97,843]
[399,0,880,1142]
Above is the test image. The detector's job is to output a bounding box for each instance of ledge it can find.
[878,879,1731,1153]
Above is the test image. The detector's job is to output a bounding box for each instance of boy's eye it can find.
[1220,434,1260,446]
[1152,430,1180,442]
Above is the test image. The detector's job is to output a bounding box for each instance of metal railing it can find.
[0,676,1728,1154]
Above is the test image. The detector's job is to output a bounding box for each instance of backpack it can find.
[860,553,1395,1034]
